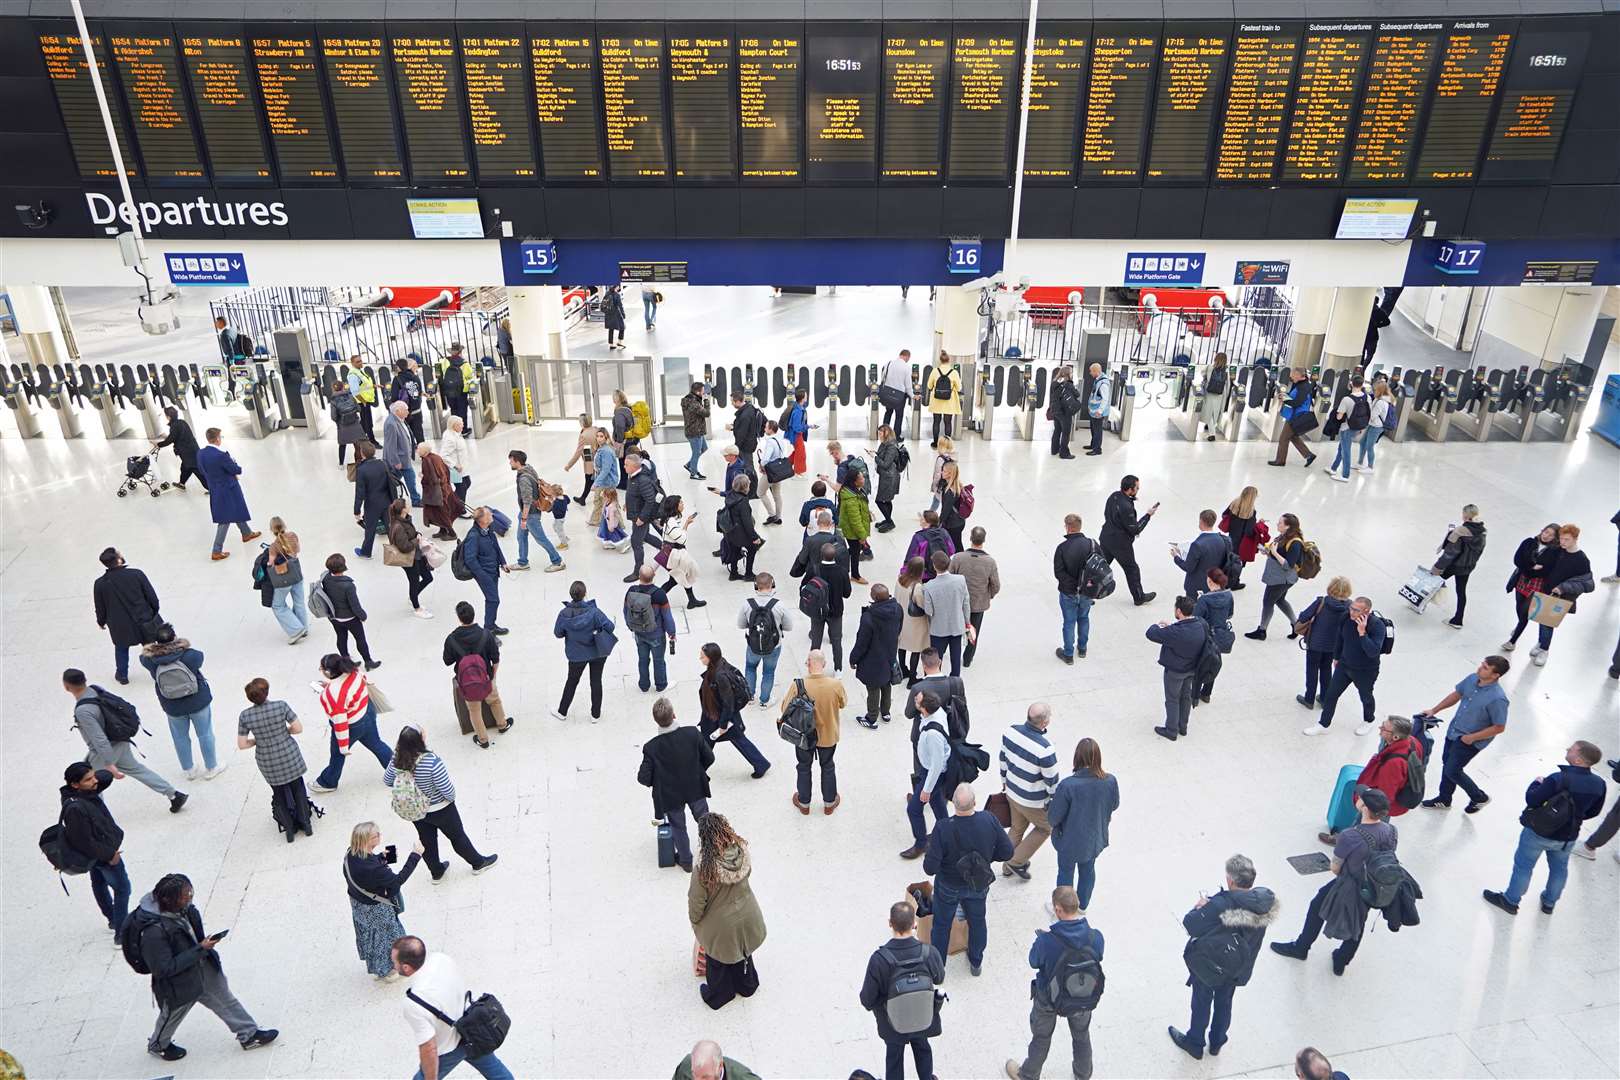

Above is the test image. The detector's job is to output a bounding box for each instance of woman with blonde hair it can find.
[437,416,471,511]
[265,516,309,642]
[1357,379,1394,472]
[1047,736,1121,909]
[1220,486,1260,590]
[343,821,423,979]
[689,812,766,1010]
[936,460,967,552]
[1293,575,1353,710]
[924,349,963,447]
[564,413,597,506]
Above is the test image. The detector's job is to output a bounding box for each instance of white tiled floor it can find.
[2,286,1618,1080]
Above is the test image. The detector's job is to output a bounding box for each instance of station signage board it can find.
[165,252,248,286]
[1124,251,1206,286]
[519,240,558,275]
[1433,240,1486,275]
[1235,260,1289,285]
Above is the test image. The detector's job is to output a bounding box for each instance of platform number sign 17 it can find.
[947,239,982,275]
[1434,240,1485,276]
[520,240,558,275]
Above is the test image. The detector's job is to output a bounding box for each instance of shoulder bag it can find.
[343,856,404,913]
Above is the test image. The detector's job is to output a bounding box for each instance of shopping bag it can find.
[1527,591,1571,628]
[1397,565,1447,614]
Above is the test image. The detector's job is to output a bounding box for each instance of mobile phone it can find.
[208,929,230,942]
[668,638,676,656]
[384,844,398,864]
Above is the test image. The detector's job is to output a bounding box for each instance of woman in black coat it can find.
[848,585,904,728]
[93,548,161,684]
[697,642,771,777]
[603,285,627,350]
[154,408,203,490]
[1505,523,1560,652]
[721,474,763,580]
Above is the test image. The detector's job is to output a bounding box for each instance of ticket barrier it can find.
[1244,366,1285,441]
[1447,370,1494,442]
[909,364,925,441]
[163,367,197,432]
[86,378,135,439]
[1169,362,1217,441]
[1113,381,1137,442]
[42,372,84,439]
[0,367,42,438]
[1531,371,1589,443]
[130,376,166,440]
[300,379,326,440]
[866,363,882,440]
[422,385,445,441]
[464,370,491,438]
[1223,366,1254,441]
[260,362,295,429]
[236,366,275,439]
[1017,364,1043,441]
[817,363,844,437]
[1486,367,1535,443]
[488,366,520,424]
[1404,367,1454,442]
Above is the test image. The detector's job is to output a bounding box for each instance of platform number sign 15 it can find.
[520,240,558,275]
[947,239,982,275]
[1434,240,1485,276]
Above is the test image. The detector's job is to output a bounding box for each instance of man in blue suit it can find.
[195,428,259,561]
[1172,510,1227,598]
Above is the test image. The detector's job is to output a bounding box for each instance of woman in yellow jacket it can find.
[923,350,963,448]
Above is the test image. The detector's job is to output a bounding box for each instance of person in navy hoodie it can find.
[1146,597,1208,742]
[1303,596,1386,738]
[551,580,617,722]
[1004,886,1104,1080]
[1483,740,1607,916]
[1294,577,1352,711]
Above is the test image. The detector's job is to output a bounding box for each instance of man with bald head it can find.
[780,649,847,815]
[672,1039,761,1080]
[1084,362,1110,455]
[923,783,1014,976]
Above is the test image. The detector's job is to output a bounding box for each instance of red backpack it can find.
[957,484,976,518]
[454,645,493,702]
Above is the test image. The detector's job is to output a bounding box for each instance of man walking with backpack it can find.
[1483,740,1607,916]
[442,602,512,749]
[625,565,677,693]
[392,935,514,1079]
[851,583,904,728]
[1006,885,1104,1080]
[439,344,474,428]
[56,761,131,944]
[900,690,954,860]
[1319,716,1425,844]
[1170,853,1278,1060]
[737,572,793,709]
[1303,597,1386,737]
[1325,374,1371,482]
[64,668,188,813]
[506,450,565,573]
[1270,789,1396,974]
[802,541,853,672]
[860,899,945,1080]
[924,785,1014,976]
[779,649,847,815]
[1054,514,1102,664]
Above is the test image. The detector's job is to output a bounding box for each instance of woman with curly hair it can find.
[689,812,767,1010]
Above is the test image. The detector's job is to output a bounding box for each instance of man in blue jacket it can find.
[462,507,509,635]
[1483,740,1607,915]
[1267,367,1318,468]
[1146,597,1208,742]
[1305,597,1386,737]
[1171,510,1227,598]
[1005,886,1103,1080]
[1170,853,1279,1060]
[923,785,1014,976]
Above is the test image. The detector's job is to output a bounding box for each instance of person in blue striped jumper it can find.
[999,703,1062,881]
[384,725,499,883]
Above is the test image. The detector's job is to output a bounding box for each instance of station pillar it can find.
[1288,287,1334,369]
[507,286,569,407]
[932,285,978,366]
[5,284,74,368]
[1323,287,1376,370]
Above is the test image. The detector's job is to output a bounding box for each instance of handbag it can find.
[1288,409,1319,436]
[419,536,446,570]
[346,461,359,483]
[986,792,1012,828]
[593,627,618,656]
[343,856,404,914]
[763,457,794,484]
[653,543,673,569]
[368,682,394,713]
[382,540,415,568]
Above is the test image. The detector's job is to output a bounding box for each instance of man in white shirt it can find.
[393,937,513,1080]
[879,349,914,437]
[756,420,790,525]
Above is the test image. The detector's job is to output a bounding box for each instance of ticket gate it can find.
[1244,366,1286,441]
[1531,370,1589,442]
[1404,367,1455,442]
[865,363,882,440]
[300,379,326,440]
[0,367,43,437]
[41,371,84,438]
[1223,366,1257,441]
[1447,369,1494,442]
[489,366,521,424]
[909,364,925,441]
[130,375,166,439]
[1169,361,1228,441]
[1113,379,1137,442]
[1486,367,1535,442]
[86,378,135,439]
[235,365,275,439]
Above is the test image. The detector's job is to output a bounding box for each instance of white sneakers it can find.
[544,562,567,573]
[1353,464,1373,473]
[549,708,567,722]
[1500,640,1516,652]
[1601,575,1619,584]
[1301,723,1327,736]
[203,762,228,780]
[1531,647,1549,667]
[1572,843,1596,860]
[1330,473,1349,483]
[184,768,201,781]
[412,608,434,619]
[1353,721,1376,737]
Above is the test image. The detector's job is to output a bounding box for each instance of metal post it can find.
[1006,0,1040,271]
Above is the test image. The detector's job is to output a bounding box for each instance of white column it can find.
[1476,285,1604,370]
[507,286,569,413]
[1323,287,1376,369]
[932,285,979,361]
[6,284,71,368]
[1287,287,1334,368]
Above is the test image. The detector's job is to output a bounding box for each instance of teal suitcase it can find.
[1325,763,1362,832]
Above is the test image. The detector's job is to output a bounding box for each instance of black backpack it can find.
[1355,826,1404,909]
[799,575,829,618]
[450,539,474,581]
[440,365,464,398]
[88,687,142,743]
[1185,925,1248,988]
[407,989,512,1060]
[921,528,951,569]
[39,806,95,877]
[722,662,753,708]
[924,720,990,792]
[232,331,253,357]
[1078,547,1115,600]
[716,501,737,536]
[1221,536,1243,584]
[121,907,157,974]
[778,401,796,431]
[894,442,911,473]
[1522,788,1576,839]
[1348,395,1372,431]
[949,818,998,891]
[932,367,956,401]
[745,598,781,655]
[1373,611,1395,655]
[1045,942,1106,1015]
[1395,742,1427,810]
[777,679,817,749]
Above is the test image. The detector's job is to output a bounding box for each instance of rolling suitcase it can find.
[1325,763,1362,833]
[1398,565,1447,614]
[657,818,676,867]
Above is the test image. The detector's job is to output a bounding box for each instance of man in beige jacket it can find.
[780,650,847,816]
[949,525,1001,668]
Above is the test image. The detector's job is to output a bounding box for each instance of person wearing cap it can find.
[1270,789,1396,974]
[59,761,131,944]
[439,343,475,428]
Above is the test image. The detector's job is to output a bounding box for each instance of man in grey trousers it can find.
[65,668,188,813]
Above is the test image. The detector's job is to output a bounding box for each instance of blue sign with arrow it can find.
[165,252,249,286]
[1123,251,1205,286]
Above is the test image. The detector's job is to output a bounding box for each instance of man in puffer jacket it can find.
[1432,505,1487,629]
[1170,853,1279,1060]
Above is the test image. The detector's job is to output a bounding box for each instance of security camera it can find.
[14,201,52,229]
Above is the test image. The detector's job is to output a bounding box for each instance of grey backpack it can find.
[625,590,657,634]
[884,951,938,1035]
[153,658,199,700]
[307,580,335,620]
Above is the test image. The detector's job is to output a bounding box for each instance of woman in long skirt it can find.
[344,821,421,979]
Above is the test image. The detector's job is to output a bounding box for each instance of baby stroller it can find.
[117,453,170,498]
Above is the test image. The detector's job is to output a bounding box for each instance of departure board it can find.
[39,29,140,179]
[1281,26,1371,183]
[1414,22,1513,182]
[108,29,206,181]
[390,30,471,181]
[737,25,802,181]
[947,27,1019,181]
[179,30,272,183]
[1347,24,1443,183]
[881,29,948,180]
[1082,25,1157,180]
[460,30,537,180]
[250,34,339,182]
[530,27,604,180]
[669,28,735,181]
[320,31,404,179]
[599,29,668,179]
[1145,24,1230,181]
[1481,28,1586,182]
[805,26,880,182]
[1214,24,1300,183]
[1023,25,1087,180]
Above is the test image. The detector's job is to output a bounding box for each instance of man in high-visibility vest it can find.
[346,355,376,443]
[440,343,476,428]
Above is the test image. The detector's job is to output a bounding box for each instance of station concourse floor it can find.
[2,285,1618,1080]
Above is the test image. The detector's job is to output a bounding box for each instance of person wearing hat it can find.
[1270,789,1396,975]
[59,761,131,944]
[439,344,476,428]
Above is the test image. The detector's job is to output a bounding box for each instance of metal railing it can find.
[981,300,1295,370]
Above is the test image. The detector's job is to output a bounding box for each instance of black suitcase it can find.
[657,819,676,867]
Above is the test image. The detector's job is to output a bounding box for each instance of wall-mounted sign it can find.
[166,252,248,286]
[1522,259,1597,284]
[1335,197,1418,240]
[947,239,982,275]
[620,261,688,283]
[519,240,557,275]
[1124,251,1205,286]
[405,198,483,239]
[1235,260,1289,285]
[1434,240,1486,275]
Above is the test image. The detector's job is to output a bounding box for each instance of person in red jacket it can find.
[1319,715,1423,844]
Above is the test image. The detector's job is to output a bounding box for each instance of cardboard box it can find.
[1528,591,1571,628]
[907,881,968,955]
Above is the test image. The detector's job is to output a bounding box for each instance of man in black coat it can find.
[351,444,393,560]
[1053,514,1097,664]
[1098,475,1158,606]
[923,785,1015,975]
[860,900,946,1080]
[61,761,130,943]
[729,389,765,498]
[1146,597,1209,741]
[623,453,662,582]
[791,508,849,579]
[93,547,160,685]
[905,649,970,735]
[1049,368,1081,459]
[637,698,715,872]
[850,584,904,728]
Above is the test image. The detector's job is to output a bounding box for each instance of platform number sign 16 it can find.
[947,239,982,275]
[1434,240,1485,276]
[520,240,558,275]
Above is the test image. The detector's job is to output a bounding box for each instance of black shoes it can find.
[151,1045,187,1061]
[1133,592,1157,606]
[1482,890,1518,915]
[622,572,639,583]
[898,844,926,860]
[1002,862,1031,880]
[364,660,382,671]
[1296,694,1316,708]
[1269,941,1308,961]
[1304,454,1317,467]
[1167,1027,1203,1060]
[1055,648,1074,665]
[750,764,771,779]
[169,792,189,813]
[491,626,510,636]
[1244,629,1266,641]
[1420,797,1450,810]
[687,599,707,608]
[242,1029,279,1051]
[1153,726,1177,741]
[473,855,500,874]
[1465,796,1490,813]
[857,717,879,729]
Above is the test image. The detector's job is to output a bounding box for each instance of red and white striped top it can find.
[320,672,370,753]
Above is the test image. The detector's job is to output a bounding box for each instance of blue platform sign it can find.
[519,240,558,275]
[165,252,248,286]
[947,239,982,274]
[1124,251,1204,286]
[1434,240,1486,275]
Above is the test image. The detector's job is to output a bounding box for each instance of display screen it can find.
[179,29,272,183]
[737,25,802,181]
[1413,22,1514,183]
[1145,24,1230,181]
[1280,25,1370,182]
[1023,25,1087,179]
[320,31,404,179]
[805,26,880,182]
[249,32,339,182]
[947,27,1019,181]
[459,29,537,181]
[530,26,604,180]
[1482,28,1587,182]
[1336,196,1417,239]
[406,197,482,238]
[1214,24,1300,183]
[107,28,206,181]
[669,27,736,181]
[1082,25,1157,179]
[390,29,470,181]
[39,28,140,179]
[599,27,668,179]
[1346,23,1443,183]
[881,28,948,180]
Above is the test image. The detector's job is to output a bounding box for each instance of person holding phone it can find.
[345,821,424,979]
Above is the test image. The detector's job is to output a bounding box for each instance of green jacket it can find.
[838,485,872,542]
[672,1055,762,1080]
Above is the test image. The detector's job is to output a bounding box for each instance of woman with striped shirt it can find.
[384,725,498,881]
[310,654,393,793]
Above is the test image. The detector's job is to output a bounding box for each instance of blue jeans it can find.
[114,643,131,681]
[686,435,707,475]
[516,513,561,566]
[473,573,500,629]
[1357,426,1382,466]
[907,776,950,845]
[1186,977,1235,1053]
[394,465,422,505]
[745,647,781,705]
[643,293,657,328]
[1436,736,1487,805]
[1329,429,1356,477]
[167,706,217,772]
[315,704,393,788]
[1059,592,1093,657]
[930,881,988,968]
[91,858,132,939]
[1056,856,1097,910]
[270,582,309,638]
[211,520,252,554]
[413,1045,514,1080]
[1504,826,1575,908]
[636,632,668,691]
